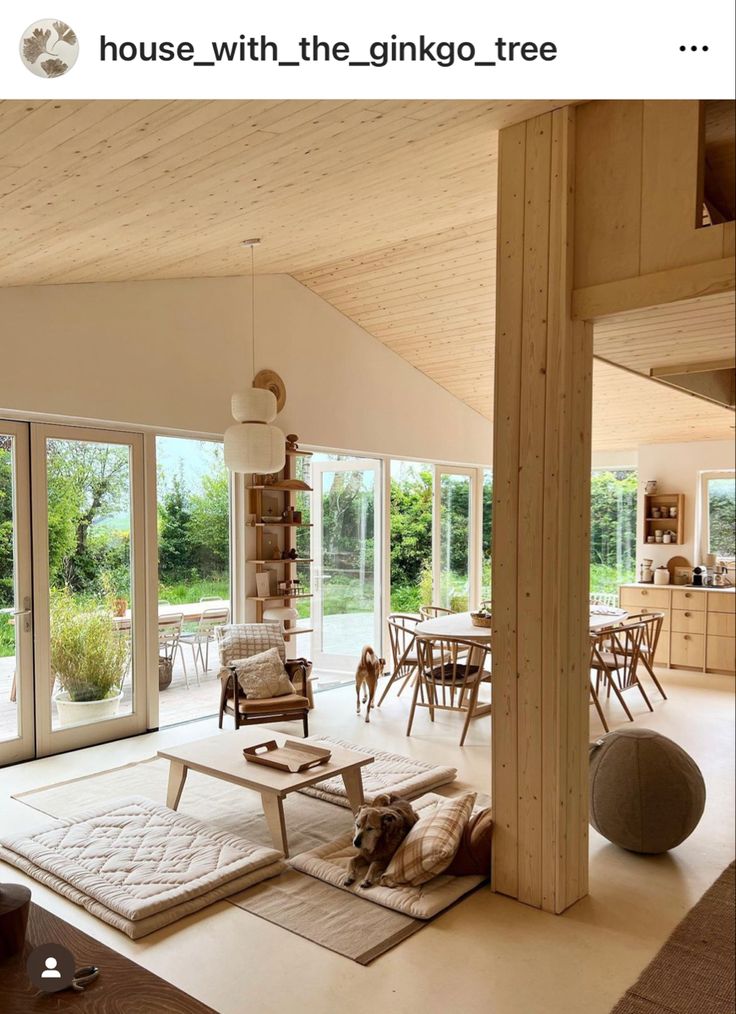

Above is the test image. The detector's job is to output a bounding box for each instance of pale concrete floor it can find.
[0,666,733,1014]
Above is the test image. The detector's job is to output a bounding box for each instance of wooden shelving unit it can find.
[643,492,685,545]
[247,442,312,642]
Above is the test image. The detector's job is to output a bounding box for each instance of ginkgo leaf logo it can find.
[20,19,79,78]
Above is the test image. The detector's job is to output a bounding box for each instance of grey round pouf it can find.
[589,728,706,854]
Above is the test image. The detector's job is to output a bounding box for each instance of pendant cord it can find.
[251,244,256,380]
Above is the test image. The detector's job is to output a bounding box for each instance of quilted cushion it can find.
[0,796,283,922]
[231,647,295,698]
[381,791,476,887]
[444,808,493,876]
[217,623,286,681]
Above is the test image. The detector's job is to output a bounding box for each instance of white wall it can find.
[0,274,492,466]
[636,440,736,572]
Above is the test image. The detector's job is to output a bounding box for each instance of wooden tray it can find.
[243,739,332,773]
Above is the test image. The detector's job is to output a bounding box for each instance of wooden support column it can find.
[491,106,593,914]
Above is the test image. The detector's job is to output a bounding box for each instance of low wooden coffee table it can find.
[158,729,373,858]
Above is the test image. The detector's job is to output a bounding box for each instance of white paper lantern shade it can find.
[231,389,277,424]
[224,389,285,474]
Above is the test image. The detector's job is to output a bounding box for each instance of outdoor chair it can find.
[179,605,231,676]
[158,613,189,687]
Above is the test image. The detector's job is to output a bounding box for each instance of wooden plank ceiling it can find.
[0,99,733,450]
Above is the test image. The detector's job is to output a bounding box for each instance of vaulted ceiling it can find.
[0,99,733,450]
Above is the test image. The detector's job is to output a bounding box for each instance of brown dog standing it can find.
[354,646,385,723]
[344,793,419,888]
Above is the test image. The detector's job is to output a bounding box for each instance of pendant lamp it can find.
[224,240,285,475]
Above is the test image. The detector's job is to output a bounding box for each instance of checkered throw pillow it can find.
[381,792,476,888]
[216,623,286,682]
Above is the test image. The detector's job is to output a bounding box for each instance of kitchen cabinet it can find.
[619,584,735,675]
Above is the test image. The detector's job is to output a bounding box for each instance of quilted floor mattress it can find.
[299,736,456,807]
[0,795,285,938]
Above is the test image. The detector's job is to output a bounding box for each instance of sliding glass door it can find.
[31,424,148,757]
[435,468,475,611]
[0,422,34,766]
[312,459,382,677]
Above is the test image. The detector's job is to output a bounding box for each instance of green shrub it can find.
[0,612,14,658]
[49,590,128,702]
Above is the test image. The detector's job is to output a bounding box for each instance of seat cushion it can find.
[231,647,295,699]
[230,693,309,714]
[381,791,476,887]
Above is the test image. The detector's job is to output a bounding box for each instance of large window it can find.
[389,460,433,612]
[438,471,472,611]
[156,437,230,725]
[590,469,637,595]
[481,469,492,602]
[701,471,736,562]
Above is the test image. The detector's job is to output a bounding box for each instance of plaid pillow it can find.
[381,792,476,888]
[216,623,286,682]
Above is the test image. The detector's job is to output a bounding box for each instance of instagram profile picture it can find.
[20,19,79,78]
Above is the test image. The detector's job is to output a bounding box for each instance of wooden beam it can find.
[650,358,735,377]
[573,257,736,321]
[492,106,591,914]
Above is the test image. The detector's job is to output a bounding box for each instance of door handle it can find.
[11,597,32,632]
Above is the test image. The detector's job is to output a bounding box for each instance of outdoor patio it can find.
[0,653,222,742]
[0,611,376,743]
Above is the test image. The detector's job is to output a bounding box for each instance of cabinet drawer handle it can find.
[642,590,648,596]
[684,635,690,641]
[685,612,691,617]
[685,592,692,598]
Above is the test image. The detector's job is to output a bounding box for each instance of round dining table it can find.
[416,607,628,641]
[415,611,493,642]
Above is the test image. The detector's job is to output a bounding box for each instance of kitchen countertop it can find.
[621,582,735,593]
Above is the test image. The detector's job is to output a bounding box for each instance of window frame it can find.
[699,469,736,563]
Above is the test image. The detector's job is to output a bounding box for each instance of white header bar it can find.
[1,0,734,99]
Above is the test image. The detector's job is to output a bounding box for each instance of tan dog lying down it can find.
[355,646,386,723]
[344,793,419,889]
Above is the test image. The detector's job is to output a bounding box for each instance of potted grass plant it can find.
[50,590,128,727]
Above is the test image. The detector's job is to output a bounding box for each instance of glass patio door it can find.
[0,422,35,766]
[434,468,475,611]
[311,459,382,677]
[31,424,148,757]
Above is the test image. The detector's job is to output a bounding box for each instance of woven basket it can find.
[470,612,492,628]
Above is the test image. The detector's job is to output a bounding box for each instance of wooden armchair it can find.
[215,623,312,734]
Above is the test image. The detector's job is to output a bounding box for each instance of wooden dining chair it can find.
[588,639,610,732]
[623,611,668,699]
[407,635,492,746]
[590,620,653,721]
[378,614,420,706]
[419,605,454,620]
